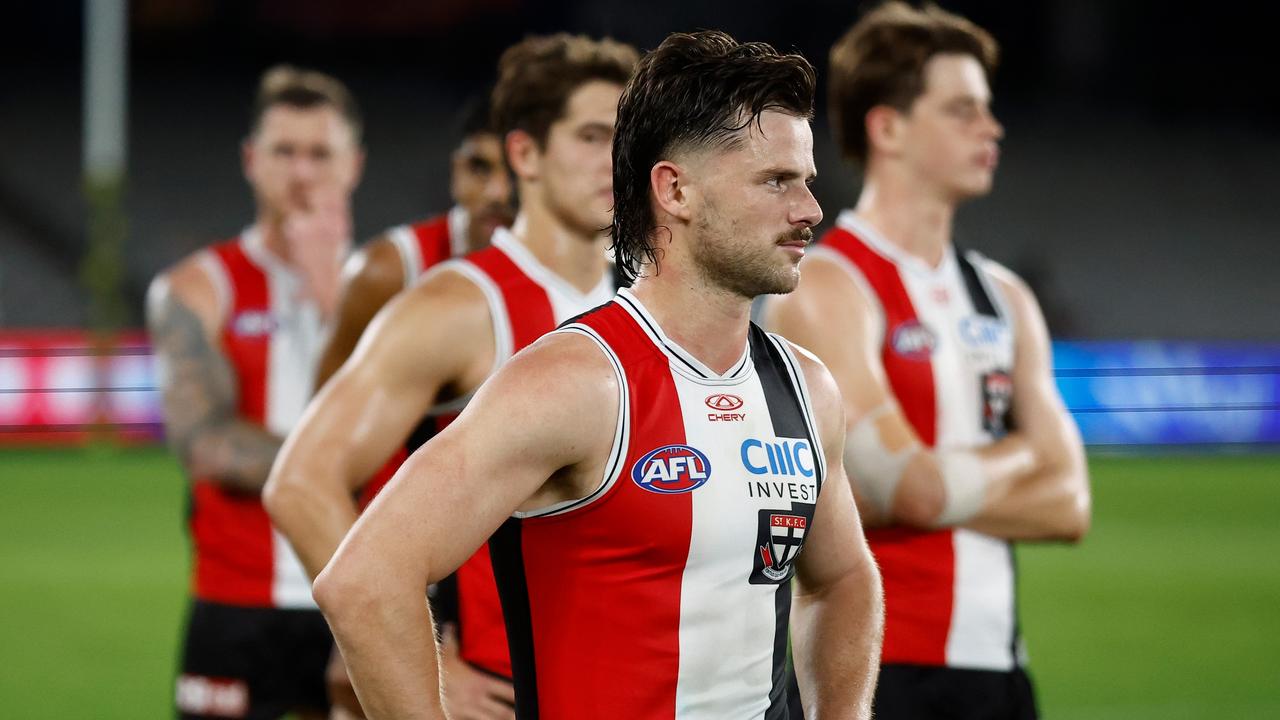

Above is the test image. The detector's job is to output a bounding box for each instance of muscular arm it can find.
[312,333,618,720]
[313,236,406,390]
[961,266,1091,540]
[264,270,492,579]
[788,346,883,719]
[146,261,282,491]
[765,257,1087,541]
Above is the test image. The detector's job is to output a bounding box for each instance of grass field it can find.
[1,447,1277,718]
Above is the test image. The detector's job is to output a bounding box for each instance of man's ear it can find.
[865,105,906,158]
[651,160,694,223]
[505,129,540,182]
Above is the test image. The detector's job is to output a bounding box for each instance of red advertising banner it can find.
[0,330,162,445]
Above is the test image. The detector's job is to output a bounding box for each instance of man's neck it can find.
[627,265,752,376]
[253,214,293,265]
[510,204,609,294]
[853,173,957,269]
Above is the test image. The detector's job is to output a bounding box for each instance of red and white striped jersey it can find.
[813,210,1021,671]
[384,206,470,287]
[188,227,326,609]
[400,228,616,678]
[490,289,829,719]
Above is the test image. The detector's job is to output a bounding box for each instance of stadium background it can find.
[1,1,1278,718]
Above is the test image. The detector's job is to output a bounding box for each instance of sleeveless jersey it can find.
[393,228,616,678]
[384,206,470,288]
[491,289,828,719]
[188,228,325,609]
[813,210,1021,671]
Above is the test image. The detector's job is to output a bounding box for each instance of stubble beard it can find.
[690,199,808,299]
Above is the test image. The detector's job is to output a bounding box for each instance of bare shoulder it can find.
[492,330,619,403]
[462,330,621,457]
[978,257,1039,317]
[147,250,223,333]
[343,234,405,290]
[777,338,844,432]
[775,253,872,318]
[368,263,490,343]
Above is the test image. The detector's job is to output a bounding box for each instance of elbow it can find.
[891,486,946,528]
[262,466,304,527]
[1058,491,1092,544]
[313,557,373,633]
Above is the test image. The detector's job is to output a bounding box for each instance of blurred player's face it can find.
[900,53,1003,202]
[535,80,622,237]
[686,110,822,299]
[243,104,363,221]
[450,132,514,249]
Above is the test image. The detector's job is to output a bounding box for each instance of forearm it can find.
[791,562,883,719]
[180,419,282,492]
[264,461,362,579]
[876,434,1036,529]
[317,577,444,720]
[965,458,1090,541]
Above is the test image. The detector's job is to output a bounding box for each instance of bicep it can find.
[792,349,872,593]
[1004,277,1085,468]
[146,272,238,456]
[340,337,616,582]
[300,294,469,487]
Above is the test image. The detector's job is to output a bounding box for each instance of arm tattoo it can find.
[148,290,282,492]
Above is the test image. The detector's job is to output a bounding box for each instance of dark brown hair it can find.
[250,64,363,142]
[611,30,816,282]
[490,34,638,146]
[829,1,998,165]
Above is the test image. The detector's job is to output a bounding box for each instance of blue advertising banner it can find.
[1053,341,1280,446]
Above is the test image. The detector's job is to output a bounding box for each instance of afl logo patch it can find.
[891,320,936,360]
[232,310,277,337]
[705,394,744,411]
[631,444,712,494]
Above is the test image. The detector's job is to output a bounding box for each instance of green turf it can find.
[0,447,1277,718]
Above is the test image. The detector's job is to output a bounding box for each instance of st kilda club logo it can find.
[750,503,816,584]
[705,393,746,422]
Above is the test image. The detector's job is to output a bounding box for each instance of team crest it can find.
[981,369,1014,437]
[750,504,815,584]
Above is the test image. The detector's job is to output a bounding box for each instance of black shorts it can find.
[176,600,332,719]
[873,664,1039,720]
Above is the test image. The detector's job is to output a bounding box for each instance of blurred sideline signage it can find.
[1,331,1277,447]
[0,330,160,444]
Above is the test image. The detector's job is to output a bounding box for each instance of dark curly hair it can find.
[610,31,816,282]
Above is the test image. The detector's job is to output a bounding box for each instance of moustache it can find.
[776,227,814,245]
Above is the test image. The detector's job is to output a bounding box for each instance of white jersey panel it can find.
[671,368,778,720]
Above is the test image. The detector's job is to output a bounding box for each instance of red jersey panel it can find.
[814,210,1020,671]
[490,290,829,719]
[188,228,324,608]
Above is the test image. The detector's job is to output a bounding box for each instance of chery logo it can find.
[705,393,746,422]
[705,394,744,411]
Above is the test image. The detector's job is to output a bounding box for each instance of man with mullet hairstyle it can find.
[313,30,882,720]
[765,3,1090,718]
